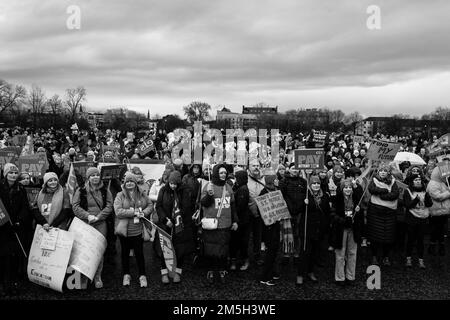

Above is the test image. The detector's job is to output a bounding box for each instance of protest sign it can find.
[254,190,291,226]
[437,161,450,179]
[294,148,325,170]
[12,135,27,147]
[0,198,11,226]
[127,160,166,180]
[72,161,97,179]
[27,226,74,293]
[17,154,49,177]
[366,140,401,162]
[137,138,155,156]
[150,221,178,278]
[311,130,329,147]
[353,135,364,144]
[99,164,127,181]
[25,187,40,208]
[68,217,107,281]
[0,150,17,169]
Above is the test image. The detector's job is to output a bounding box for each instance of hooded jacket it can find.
[233,170,251,225]
[426,166,450,216]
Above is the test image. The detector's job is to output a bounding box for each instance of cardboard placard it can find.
[100,164,127,181]
[0,150,18,169]
[254,190,291,226]
[294,148,325,169]
[17,154,49,177]
[137,138,155,156]
[366,140,401,162]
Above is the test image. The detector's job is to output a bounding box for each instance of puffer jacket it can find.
[427,166,450,216]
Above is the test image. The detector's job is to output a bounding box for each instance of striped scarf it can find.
[280,218,294,254]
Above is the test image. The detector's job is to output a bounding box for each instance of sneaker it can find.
[260,280,276,286]
[173,273,181,283]
[122,274,131,286]
[272,274,280,280]
[219,270,227,284]
[261,243,266,252]
[405,257,412,268]
[240,260,250,271]
[161,274,170,284]
[418,259,426,269]
[296,276,303,286]
[230,260,237,271]
[328,246,334,252]
[361,238,368,247]
[307,273,318,282]
[139,275,147,288]
[129,249,134,257]
[94,277,103,289]
[382,257,391,266]
[206,271,214,284]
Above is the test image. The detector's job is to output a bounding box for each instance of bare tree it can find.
[0,79,27,116]
[65,86,86,122]
[343,111,364,125]
[28,85,46,127]
[183,101,211,123]
[48,94,63,126]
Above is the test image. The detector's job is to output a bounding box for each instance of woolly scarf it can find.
[37,185,64,226]
[280,218,294,254]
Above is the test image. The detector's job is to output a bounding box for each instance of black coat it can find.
[298,191,331,244]
[330,185,364,249]
[279,174,307,217]
[0,180,33,256]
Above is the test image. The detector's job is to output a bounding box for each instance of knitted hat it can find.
[173,158,183,167]
[86,167,100,179]
[43,172,58,185]
[168,171,182,184]
[124,172,138,184]
[334,165,344,173]
[277,164,286,172]
[3,163,18,177]
[309,175,321,186]
[340,178,353,191]
[68,147,76,155]
[161,169,172,183]
[131,166,143,176]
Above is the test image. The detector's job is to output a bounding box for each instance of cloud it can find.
[0,0,449,118]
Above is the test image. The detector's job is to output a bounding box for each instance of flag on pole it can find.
[66,163,78,204]
[0,198,11,226]
[20,135,34,156]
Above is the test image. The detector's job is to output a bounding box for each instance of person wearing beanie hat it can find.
[0,163,32,297]
[149,168,172,203]
[114,168,153,288]
[330,176,364,286]
[328,165,345,205]
[403,174,433,268]
[73,165,113,289]
[200,163,238,284]
[155,165,194,284]
[276,164,286,181]
[130,166,150,195]
[296,174,331,286]
[367,162,400,266]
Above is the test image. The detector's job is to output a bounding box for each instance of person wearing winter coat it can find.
[330,178,363,286]
[200,164,238,284]
[149,168,171,204]
[131,166,150,196]
[155,170,195,284]
[72,167,114,289]
[182,163,202,211]
[367,163,400,266]
[296,175,331,285]
[279,162,307,264]
[426,166,450,257]
[230,169,251,271]
[114,172,153,288]
[0,163,32,297]
[403,174,433,268]
[34,172,73,231]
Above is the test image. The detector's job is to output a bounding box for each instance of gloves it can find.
[88,215,98,224]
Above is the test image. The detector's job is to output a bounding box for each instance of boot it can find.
[296,276,303,286]
[439,243,445,256]
[428,243,436,256]
[230,259,237,271]
[405,256,412,268]
[418,258,426,269]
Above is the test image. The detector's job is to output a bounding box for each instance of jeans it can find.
[261,222,280,281]
[119,235,146,276]
[335,229,357,281]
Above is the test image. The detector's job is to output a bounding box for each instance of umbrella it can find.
[393,152,426,165]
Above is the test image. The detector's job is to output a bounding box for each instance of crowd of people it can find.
[0,124,449,297]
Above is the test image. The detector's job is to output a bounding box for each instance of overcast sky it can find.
[1,0,449,118]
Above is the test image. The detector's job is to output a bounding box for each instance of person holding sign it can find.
[0,163,32,297]
[114,172,153,288]
[426,166,450,257]
[296,175,331,285]
[330,178,363,286]
[72,167,113,289]
[34,172,72,231]
[367,163,400,266]
[155,171,195,284]
[200,164,238,284]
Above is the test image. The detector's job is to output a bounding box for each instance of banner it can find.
[254,190,291,226]
[294,148,325,170]
[0,198,11,226]
[353,135,364,144]
[366,140,401,161]
[66,164,78,205]
[68,217,107,281]
[0,150,18,169]
[25,186,41,208]
[99,164,127,181]
[27,226,74,293]
[20,135,34,156]
[137,138,156,156]
[17,154,49,177]
[1,146,22,156]
[72,161,97,179]
[151,221,178,277]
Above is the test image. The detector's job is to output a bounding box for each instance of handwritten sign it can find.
[366,140,401,161]
[353,135,364,144]
[17,154,49,177]
[27,225,74,293]
[100,164,127,181]
[437,161,450,178]
[294,148,325,169]
[312,130,328,147]
[254,190,291,226]
[137,138,155,156]
[40,228,59,251]
[68,217,107,281]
